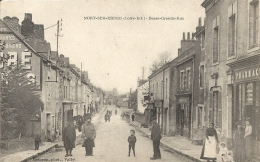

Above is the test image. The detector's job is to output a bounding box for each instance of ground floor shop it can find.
[229,56,260,160]
[176,95,192,138]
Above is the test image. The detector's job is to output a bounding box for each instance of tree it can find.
[1,66,43,138]
[150,52,172,73]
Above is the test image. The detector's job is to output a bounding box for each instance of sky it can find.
[1,0,205,94]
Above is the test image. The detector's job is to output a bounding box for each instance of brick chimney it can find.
[3,16,21,32]
[21,13,35,37]
[34,24,45,41]
[179,32,196,55]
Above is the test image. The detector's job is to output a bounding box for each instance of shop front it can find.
[176,95,191,138]
[230,59,260,160]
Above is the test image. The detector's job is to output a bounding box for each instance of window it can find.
[213,16,220,64]
[228,1,237,57]
[180,70,184,90]
[209,91,222,129]
[249,0,259,48]
[201,33,205,49]
[199,65,205,88]
[197,106,203,128]
[165,78,168,99]
[186,68,191,89]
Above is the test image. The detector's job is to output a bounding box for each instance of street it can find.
[33,106,187,162]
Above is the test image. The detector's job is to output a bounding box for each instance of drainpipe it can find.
[162,68,165,134]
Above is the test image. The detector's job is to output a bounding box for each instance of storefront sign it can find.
[234,66,260,82]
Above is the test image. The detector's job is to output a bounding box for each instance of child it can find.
[34,134,41,150]
[128,129,137,157]
[219,142,228,162]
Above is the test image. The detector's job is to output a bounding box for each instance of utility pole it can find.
[56,19,63,54]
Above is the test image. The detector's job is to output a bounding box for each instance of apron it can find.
[204,136,217,158]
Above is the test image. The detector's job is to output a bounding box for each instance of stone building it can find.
[202,1,260,159]
[148,62,171,135]
[174,32,196,138]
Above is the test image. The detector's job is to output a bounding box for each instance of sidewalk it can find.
[0,106,107,162]
[129,120,204,162]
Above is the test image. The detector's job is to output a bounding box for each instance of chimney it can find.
[24,13,32,21]
[21,13,34,37]
[34,24,45,41]
[183,32,185,40]
[3,16,20,32]
[198,17,202,27]
[187,32,190,40]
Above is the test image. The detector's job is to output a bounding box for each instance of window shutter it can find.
[209,91,213,123]
[218,91,222,129]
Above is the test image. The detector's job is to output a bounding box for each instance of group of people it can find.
[62,115,96,157]
[200,120,253,162]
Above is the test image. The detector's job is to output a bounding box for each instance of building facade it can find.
[202,1,260,159]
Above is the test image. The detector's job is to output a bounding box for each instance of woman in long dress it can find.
[244,120,253,162]
[233,120,245,162]
[200,123,219,162]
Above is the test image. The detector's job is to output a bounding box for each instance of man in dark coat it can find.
[63,121,76,157]
[81,115,96,156]
[150,117,162,160]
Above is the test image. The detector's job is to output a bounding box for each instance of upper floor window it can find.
[201,33,205,49]
[186,68,191,89]
[228,1,237,57]
[249,0,259,49]
[165,78,168,99]
[213,16,220,64]
[199,64,205,88]
[180,70,185,90]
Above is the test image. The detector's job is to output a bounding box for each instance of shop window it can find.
[249,0,259,49]
[213,16,220,64]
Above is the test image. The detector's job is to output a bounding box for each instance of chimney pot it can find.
[25,13,32,21]
[183,32,185,40]
[187,32,190,40]
[199,17,202,26]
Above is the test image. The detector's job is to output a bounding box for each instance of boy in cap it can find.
[128,129,137,157]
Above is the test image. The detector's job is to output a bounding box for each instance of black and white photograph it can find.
[0,0,260,161]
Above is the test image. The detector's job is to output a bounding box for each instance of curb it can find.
[129,122,203,162]
[20,143,58,162]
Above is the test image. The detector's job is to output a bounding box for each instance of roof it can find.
[0,19,49,61]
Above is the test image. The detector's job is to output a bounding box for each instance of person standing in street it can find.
[77,118,83,132]
[34,133,41,150]
[200,123,219,162]
[150,117,162,160]
[244,120,253,162]
[62,121,76,157]
[81,115,96,156]
[128,129,137,157]
[233,120,245,162]
[131,113,135,122]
